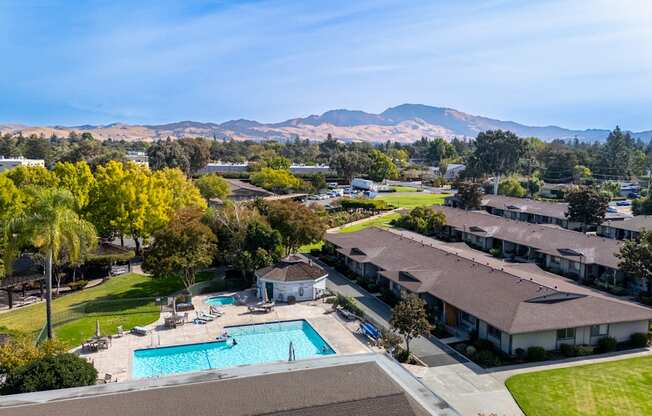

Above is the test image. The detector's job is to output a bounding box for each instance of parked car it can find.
[607,206,618,213]
[628,192,641,199]
[307,195,319,200]
[616,200,632,206]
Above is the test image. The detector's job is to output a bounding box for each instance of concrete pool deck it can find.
[79,290,371,381]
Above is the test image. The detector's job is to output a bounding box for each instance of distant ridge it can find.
[2,104,651,143]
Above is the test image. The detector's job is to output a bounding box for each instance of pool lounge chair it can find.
[336,306,360,321]
[359,322,381,342]
[131,326,149,336]
[209,306,224,316]
[116,326,125,337]
[197,312,214,321]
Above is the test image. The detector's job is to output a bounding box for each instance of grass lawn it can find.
[390,186,418,192]
[338,212,401,233]
[0,272,212,348]
[299,241,324,253]
[375,192,450,209]
[505,356,652,416]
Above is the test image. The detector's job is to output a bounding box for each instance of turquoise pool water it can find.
[132,320,335,378]
[205,295,236,306]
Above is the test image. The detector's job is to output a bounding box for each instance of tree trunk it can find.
[45,249,54,339]
[133,236,141,256]
[405,336,411,355]
[493,173,500,195]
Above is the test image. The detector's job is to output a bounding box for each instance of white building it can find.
[255,255,327,302]
[0,157,45,172]
[126,151,149,167]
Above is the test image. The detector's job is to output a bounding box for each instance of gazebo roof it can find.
[255,255,326,282]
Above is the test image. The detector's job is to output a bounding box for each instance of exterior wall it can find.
[258,277,326,302]
[511,330,558,352]
[609,320,649,342]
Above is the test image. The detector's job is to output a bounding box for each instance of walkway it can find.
[308,255,524,415]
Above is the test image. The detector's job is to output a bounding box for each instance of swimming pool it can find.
[205,295,236,306]
[132,320,335,378]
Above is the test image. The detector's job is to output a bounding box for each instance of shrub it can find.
[393,347,410,363]
[332,294,364,317]
[514,348,525,359]
[597,336,618,353]
[489,248,502,258]
[576,345,594,356]
[2,353,97,394]
[559,343,579,357]
[368,283,379,293]
[630,332,649,348]
[526,346,546,362]
[473,339,495,352]
[465,345,477,356]
[309,248,322,257]
[473,350,501,367]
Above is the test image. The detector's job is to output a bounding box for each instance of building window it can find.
[572,261,581,271]
[556,328,575,340]
[298,287,304,297]
[551,256,560,264]
[487,324,501,339]
[459,311,476,326]
[590,324,608,337]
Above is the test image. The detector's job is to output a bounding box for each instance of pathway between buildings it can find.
[309,255,524,416]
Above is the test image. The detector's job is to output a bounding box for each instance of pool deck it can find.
[79,290,372,381]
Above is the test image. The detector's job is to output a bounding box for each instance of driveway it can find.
[309,255,524,416]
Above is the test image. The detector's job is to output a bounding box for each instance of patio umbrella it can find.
[95,319,101,338]
[262,283,269,303]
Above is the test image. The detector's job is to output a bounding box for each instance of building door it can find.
[265,282,274,300]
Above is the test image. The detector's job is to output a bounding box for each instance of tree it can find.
[633,197,652,216]
[264,200,326,255]
[196,173,230,200]
[2,353,97,394]
[3,165,58,189]
[329,151,371,182]
[4,188,97,339]
[594,126,634,179]
[250,167,303,193]
[467,130,527,194]
[573,165,591,182]
[389,294,431,355]
[393,206,446,235]
[498,177,527,197]
[426,138,455,165]
[617,229,652,295]
[53,161,96,212]
[153,168,207,211]
[266,155,291,170]
[204,204,282,280]
[180,138,211,174]
[456,182,483,210]
[309,172,327,192]
[565,186,609,231]
[147,138,191,174]
[0,335,66,382]
[143,207,216,289]
[368,150,399,182]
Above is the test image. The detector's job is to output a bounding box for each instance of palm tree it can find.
[4,188,97,339]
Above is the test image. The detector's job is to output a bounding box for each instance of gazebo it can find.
[255,255,327,303]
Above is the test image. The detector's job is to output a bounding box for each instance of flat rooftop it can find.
[0,354,458,416]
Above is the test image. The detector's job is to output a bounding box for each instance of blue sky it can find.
[1,0,651,130]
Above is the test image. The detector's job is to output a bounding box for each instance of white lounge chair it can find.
[131,326,148,336]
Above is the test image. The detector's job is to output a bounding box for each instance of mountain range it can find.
[2,104,651,143]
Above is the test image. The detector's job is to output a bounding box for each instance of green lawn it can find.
[299,241,325,253]
[390,186,419,192]
[375,192,450,209]
[0,272,211,348]
[505,356,652,416]
[338,212,401,233]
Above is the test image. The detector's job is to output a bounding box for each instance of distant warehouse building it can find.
[0,157,45,172]
[199,162,332,175]
[125,151,149,167]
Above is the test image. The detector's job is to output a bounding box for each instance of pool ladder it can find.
[288,341,296,362]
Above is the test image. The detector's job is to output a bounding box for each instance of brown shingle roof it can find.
[481,195,629,221]
[256,255,327,282]
[601,215,652,232]
[433,206,623,269]
[325,228,652,334]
